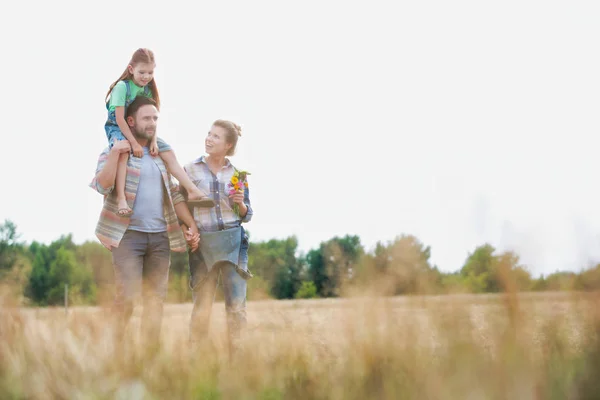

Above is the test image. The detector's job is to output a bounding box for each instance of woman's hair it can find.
[105,48,160,109]
[213,119,242,156]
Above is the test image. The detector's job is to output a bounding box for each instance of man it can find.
[90,95,198,348]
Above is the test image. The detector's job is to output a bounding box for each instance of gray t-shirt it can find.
[128,147,167,233]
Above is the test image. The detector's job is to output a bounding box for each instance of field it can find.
[2,292,600,399]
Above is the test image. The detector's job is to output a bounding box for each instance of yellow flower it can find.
[231,176,239,185]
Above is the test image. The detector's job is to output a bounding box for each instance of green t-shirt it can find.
[108,80,152,112]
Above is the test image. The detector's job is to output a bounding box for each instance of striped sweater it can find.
[89,147,187,252]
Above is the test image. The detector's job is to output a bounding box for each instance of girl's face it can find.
[128,62,154,87]
[205,126,232,156]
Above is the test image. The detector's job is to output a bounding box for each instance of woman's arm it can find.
[230,186,253,222]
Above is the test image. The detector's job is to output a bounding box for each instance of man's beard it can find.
[133,125,156,141]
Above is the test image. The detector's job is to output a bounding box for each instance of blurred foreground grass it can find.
[2,292,600,399]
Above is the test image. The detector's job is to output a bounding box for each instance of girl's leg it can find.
[160,150,215,207]
[116,152,133,217]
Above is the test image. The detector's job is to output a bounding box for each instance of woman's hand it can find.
[182,224,200,252]
[229,190,245,206]
[229,190,248,217]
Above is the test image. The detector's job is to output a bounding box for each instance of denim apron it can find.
[198,226,253,280]
[104,80,150,147]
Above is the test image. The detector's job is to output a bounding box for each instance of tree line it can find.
[0,219,598,307]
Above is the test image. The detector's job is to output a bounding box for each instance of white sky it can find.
[1,0,599,276]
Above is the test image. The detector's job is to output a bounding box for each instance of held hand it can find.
[188,231,200,252]
[111,140,131,154]
[229,190,245,205]
[188,223,199,237]
[149,140,159,156]
[183,225,200,252]
[131,142,144,158]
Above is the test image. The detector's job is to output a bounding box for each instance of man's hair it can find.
[126,95,158,119]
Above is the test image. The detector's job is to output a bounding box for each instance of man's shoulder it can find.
[150,154,172,174]
[98,146,111,158]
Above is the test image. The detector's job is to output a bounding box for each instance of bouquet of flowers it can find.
[227,169,250,217]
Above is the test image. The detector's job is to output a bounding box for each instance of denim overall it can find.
[105,80,150,147]
[104,81,170,151]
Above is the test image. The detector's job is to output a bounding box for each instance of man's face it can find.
[129,105,158,141]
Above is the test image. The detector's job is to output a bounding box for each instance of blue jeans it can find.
[111,230,171,348]
[188,234,249,350]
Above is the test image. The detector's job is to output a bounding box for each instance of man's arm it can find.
[169,165,196,228]
[174,202,196,230]
[167,167,187,206]
[89,141,131,195]
[175,201,200,251]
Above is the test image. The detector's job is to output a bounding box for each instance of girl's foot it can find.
[187,187,215,208]
[116,198,133,217]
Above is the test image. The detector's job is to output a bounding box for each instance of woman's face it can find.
[205,125,232,156]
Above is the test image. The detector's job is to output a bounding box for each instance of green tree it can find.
[460,244,532,293]
[308,235,363,297]
[460,244,496,293]
[534,271,579,291]
[46,247,78,304]
[46,246,96,305]
[27,245,51,305]
[362,234,440,295]
[25,235,97,305]
[248,236,301,299]
[75,241,113,304]
[295,281,318,299]
[306,247,326,295]
[167,250,192,303]
[0,220,23,272]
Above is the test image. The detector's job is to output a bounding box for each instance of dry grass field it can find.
[2,292,600,399]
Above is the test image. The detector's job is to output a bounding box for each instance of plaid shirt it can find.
[183,156,253,232]
[89,148,187,251]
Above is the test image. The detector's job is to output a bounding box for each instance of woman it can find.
[180,119,253,356]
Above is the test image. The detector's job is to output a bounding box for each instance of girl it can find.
[104,48,214,217]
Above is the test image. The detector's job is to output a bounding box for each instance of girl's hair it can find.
[213,120,242,156]
[105,48,160,109]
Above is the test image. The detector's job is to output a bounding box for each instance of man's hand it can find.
[183,224,200,252]
[111,140,131,155]
[131,142,144,158]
